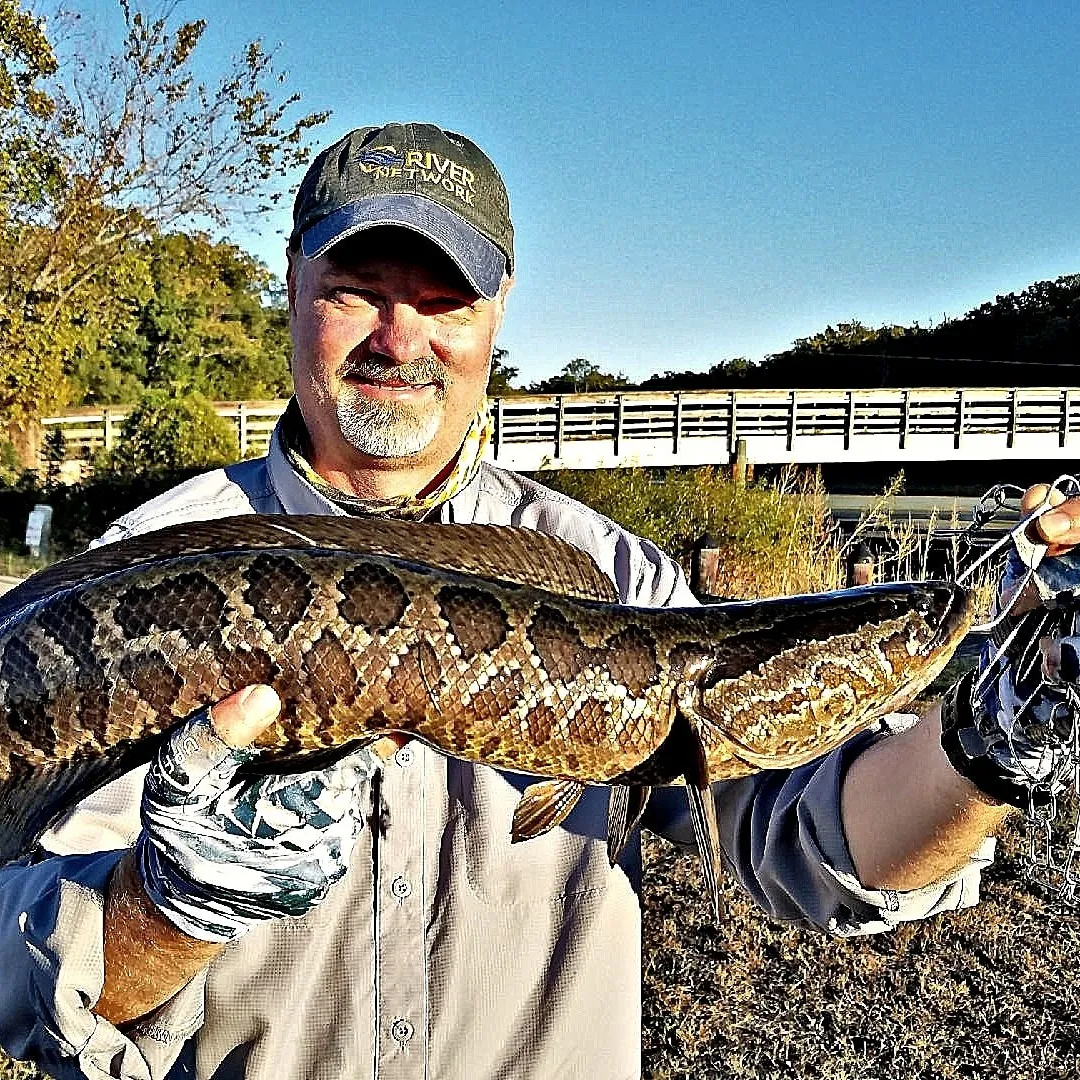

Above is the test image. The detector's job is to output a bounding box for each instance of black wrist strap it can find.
[939,670,1050,812]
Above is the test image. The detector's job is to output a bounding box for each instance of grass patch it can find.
[641,817,1080,1079]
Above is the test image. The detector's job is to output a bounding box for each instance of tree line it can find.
[506,273,1080,396]
[0,0,319,448]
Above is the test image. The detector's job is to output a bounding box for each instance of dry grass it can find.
[641,813,1080,1079]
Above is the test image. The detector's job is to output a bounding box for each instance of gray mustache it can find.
[344,358,448,386]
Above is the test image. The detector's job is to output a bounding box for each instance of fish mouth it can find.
[689,580,978,774]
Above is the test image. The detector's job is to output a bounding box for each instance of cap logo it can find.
[355,145,477,206]
[359,144,405,168]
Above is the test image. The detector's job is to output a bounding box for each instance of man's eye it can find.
[328,287,376,305]
[423,297,475,316]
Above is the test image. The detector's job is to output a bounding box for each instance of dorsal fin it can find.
[0,514,617,618]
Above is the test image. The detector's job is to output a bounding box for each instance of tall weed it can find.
[537,466,848,598]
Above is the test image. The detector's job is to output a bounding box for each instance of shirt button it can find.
[394,745,414,768]
[391,1017,414,1047]
[390,875,412,900]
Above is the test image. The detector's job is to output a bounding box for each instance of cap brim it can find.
[299,193,506,299]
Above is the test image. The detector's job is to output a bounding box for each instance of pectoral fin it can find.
[607,785,652,865]
[511,779,586,843]
[684,735,725,923]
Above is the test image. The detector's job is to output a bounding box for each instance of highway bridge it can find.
[39,385,1080,475]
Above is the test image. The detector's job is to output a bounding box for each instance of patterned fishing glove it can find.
[134,705,376,942]
[941,549,1080,811]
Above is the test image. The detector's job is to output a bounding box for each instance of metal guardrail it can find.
[38,386,1080,474]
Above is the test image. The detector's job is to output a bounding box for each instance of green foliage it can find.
[486,346,520,396]
[0,465,205,557]
[538,466,843,597]
[637,357,755,391]
[0,436,22,485]
[528,357,630,394]
[0,0,326,426]
[625,273,1080,392]
[107,390,236,476]
[790,318,909,353]
[66,232,291,405]
[0,0,59,211]
[747,276,1080,389]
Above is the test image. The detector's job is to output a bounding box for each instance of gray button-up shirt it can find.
[0,419,994,1079]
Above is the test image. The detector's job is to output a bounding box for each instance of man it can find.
[0,122,1069,1079]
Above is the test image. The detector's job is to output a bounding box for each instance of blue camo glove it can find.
[135,704,376,942]
[942,550,1079,808]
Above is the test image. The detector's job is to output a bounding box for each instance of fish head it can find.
[677,581,975,781]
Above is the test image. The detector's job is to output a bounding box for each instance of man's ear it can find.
[491,273,515,335]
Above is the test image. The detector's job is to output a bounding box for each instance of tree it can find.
[66,231,292,404]
[486,346,519,396]
[107,388,236,475]
[637,357,756,391]
[0,0,327,428]
[528,358,629,394]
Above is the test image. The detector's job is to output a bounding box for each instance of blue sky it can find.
[81,0,1080,384]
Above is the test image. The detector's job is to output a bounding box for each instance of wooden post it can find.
[845,390,855,450]
[236,402,248,457]
[955,389,966,450]
[848,542,875,587]
[1062,388,1072,449]
[732,437,749,489]
[554,395,565,462]
[491,398,502,460]
[1008,389,1018,449]
[103,409,115,452]
[613,394,624,459]
[900,389,910,450]
[787,390,798,452]
[673,391,682,456]
[691,533,722,599]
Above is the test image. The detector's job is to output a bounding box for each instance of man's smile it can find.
[345,372,440,400]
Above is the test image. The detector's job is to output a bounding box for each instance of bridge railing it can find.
[38,386,1080,474]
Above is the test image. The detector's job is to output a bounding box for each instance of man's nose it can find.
[367,302,429,362]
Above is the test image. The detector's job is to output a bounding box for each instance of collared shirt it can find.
[0,418,995,1080]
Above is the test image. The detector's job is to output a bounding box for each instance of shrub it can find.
[0,468,206,556]
[537,466,845,598]
[107,390,237,477]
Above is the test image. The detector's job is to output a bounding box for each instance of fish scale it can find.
[0,514,974,919]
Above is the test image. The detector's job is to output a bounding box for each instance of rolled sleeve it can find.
[646,731,995,936]
[0,851,205,1079]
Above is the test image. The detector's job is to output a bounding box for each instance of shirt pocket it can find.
[447,761,613,906]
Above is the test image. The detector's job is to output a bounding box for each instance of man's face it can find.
[287,227,510,484]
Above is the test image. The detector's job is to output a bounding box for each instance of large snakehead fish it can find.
[0,515,973,917]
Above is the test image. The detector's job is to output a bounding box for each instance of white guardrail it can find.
[38,386,1080,474]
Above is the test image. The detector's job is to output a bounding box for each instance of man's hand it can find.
[98,684,385,1024]
[135,684,378,944]
[940,482,1080,809]
[1023,482,1079,556]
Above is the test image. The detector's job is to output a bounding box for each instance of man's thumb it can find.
[210,684,281,749]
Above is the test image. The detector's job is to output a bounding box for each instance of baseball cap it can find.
[290,123,514,299]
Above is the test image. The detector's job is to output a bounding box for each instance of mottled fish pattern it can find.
[0,515,973,912]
